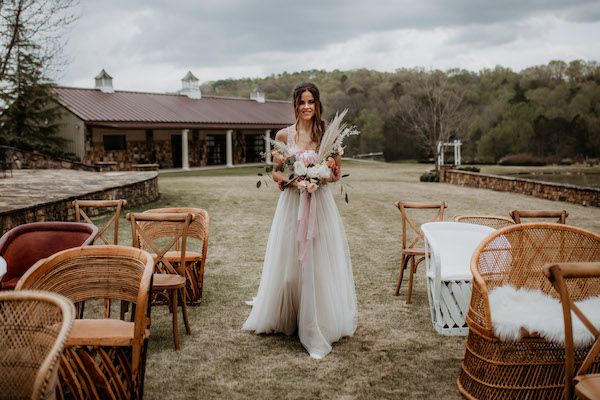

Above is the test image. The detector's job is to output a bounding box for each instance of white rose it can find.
[317,164,332,180]
[293,161,307,176]
[306,166,320,179]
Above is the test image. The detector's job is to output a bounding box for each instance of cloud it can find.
[57,0,600,92]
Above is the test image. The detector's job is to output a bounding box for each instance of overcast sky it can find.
[56,0,600,93]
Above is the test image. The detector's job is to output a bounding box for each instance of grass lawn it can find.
[102,161,600,399]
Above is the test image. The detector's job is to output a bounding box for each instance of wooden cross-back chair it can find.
[73,199,127,245]
[73,199,127,318]
[142,207,209,304]
[545,262,600,400]
[454,214,516,230]
[510,209,569,224]
[127,212,192,350]
[394,201,448,304]
[16,245,154,400]
[0,290,74,400]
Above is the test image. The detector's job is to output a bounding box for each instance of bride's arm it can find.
[271,129,294,187]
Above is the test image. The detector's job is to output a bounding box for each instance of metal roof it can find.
[53,87,294,129]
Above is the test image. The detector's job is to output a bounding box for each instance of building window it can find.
[245,134,264,163]
[103,135,126,150]
[207,135,225,165]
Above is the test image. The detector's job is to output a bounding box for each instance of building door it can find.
[171,134,182,168]
[207,135,226,165]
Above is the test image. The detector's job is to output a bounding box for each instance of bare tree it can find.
[0,0,77,88]
[391,71,466,167]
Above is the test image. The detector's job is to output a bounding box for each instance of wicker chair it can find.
[142,207,209,304]
[458,224,600,399]
[510,209,569,224]
[0,290,74,400]
[0,222,97,290]
[453,215,516,230]
[394,201,448,303]
[127,212,192,350]
[16,245,154,400]
[545,262,600,400]
[73,199,128,318]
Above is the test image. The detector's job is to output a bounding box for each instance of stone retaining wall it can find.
[0,174,159,234]
[440,169,599,207]
[1,145,97,171]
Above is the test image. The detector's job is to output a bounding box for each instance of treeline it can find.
[201,60,600,163]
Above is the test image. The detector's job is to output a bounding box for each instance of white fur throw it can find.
[489,285,600,347]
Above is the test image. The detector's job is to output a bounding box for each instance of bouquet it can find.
[261,109,358,201]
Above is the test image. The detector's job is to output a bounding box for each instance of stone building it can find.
[53,70,294,169]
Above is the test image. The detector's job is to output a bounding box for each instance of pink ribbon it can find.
[297,191,317,262]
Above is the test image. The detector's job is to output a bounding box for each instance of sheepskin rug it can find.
[489,285,600,347]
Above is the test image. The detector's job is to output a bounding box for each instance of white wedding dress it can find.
[242,126,357,359]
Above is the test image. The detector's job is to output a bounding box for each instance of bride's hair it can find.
[292,82,325,145]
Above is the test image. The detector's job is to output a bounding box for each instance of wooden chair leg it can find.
[179,288,191,335]
[170,289,180,351]
[406,257,416,304]
[395,254,408,296]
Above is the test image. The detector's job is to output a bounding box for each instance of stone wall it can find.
[1,145,97,171]
[0,174,159,234]
[440,169,600,207]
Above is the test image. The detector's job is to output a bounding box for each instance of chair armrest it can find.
[544,262,600,280]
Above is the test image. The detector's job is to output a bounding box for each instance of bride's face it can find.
[298,90,315,122]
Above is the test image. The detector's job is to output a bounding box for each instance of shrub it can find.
[456,166,480,173]
[420,171,439,182]
[498,153,545,166]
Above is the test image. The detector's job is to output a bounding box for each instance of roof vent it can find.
[180,71,201,99]
[94,69,114,93]
[250,87,265,103]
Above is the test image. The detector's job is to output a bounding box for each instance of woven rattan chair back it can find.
[15,245,154,400]
[393,201,447,303]
[453,214,516,230]
[510,209,569,224]
[545,262,600,400]
[142,207,209,302]
[0,290,74,400]
[73,199,127,245]
[459,223,600,399]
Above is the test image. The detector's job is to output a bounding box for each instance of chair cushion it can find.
[0,277,18,290]
[67,319,135,346]
[489,285,600,347]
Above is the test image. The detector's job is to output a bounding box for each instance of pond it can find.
[506,172,600,188]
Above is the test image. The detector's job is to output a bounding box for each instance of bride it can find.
[242,82,357,359]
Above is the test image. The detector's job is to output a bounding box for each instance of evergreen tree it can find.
[0,45,73,159]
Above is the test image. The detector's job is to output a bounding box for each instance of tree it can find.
[390,71,466,166]
[0,0,77,157]
[0,48,70,157]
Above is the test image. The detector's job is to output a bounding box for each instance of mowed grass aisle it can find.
[109,161,600,399]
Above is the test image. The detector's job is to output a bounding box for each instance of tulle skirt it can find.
[242,185,357,359]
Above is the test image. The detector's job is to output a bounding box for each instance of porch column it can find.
[226,129,233,167]
[182,129,190,170]
[264,129,272,164]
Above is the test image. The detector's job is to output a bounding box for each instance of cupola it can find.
[180,71,201,99]
[94,69,114,93]
[250,87,265,103]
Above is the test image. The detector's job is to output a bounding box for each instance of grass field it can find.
[100,161,600,399]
